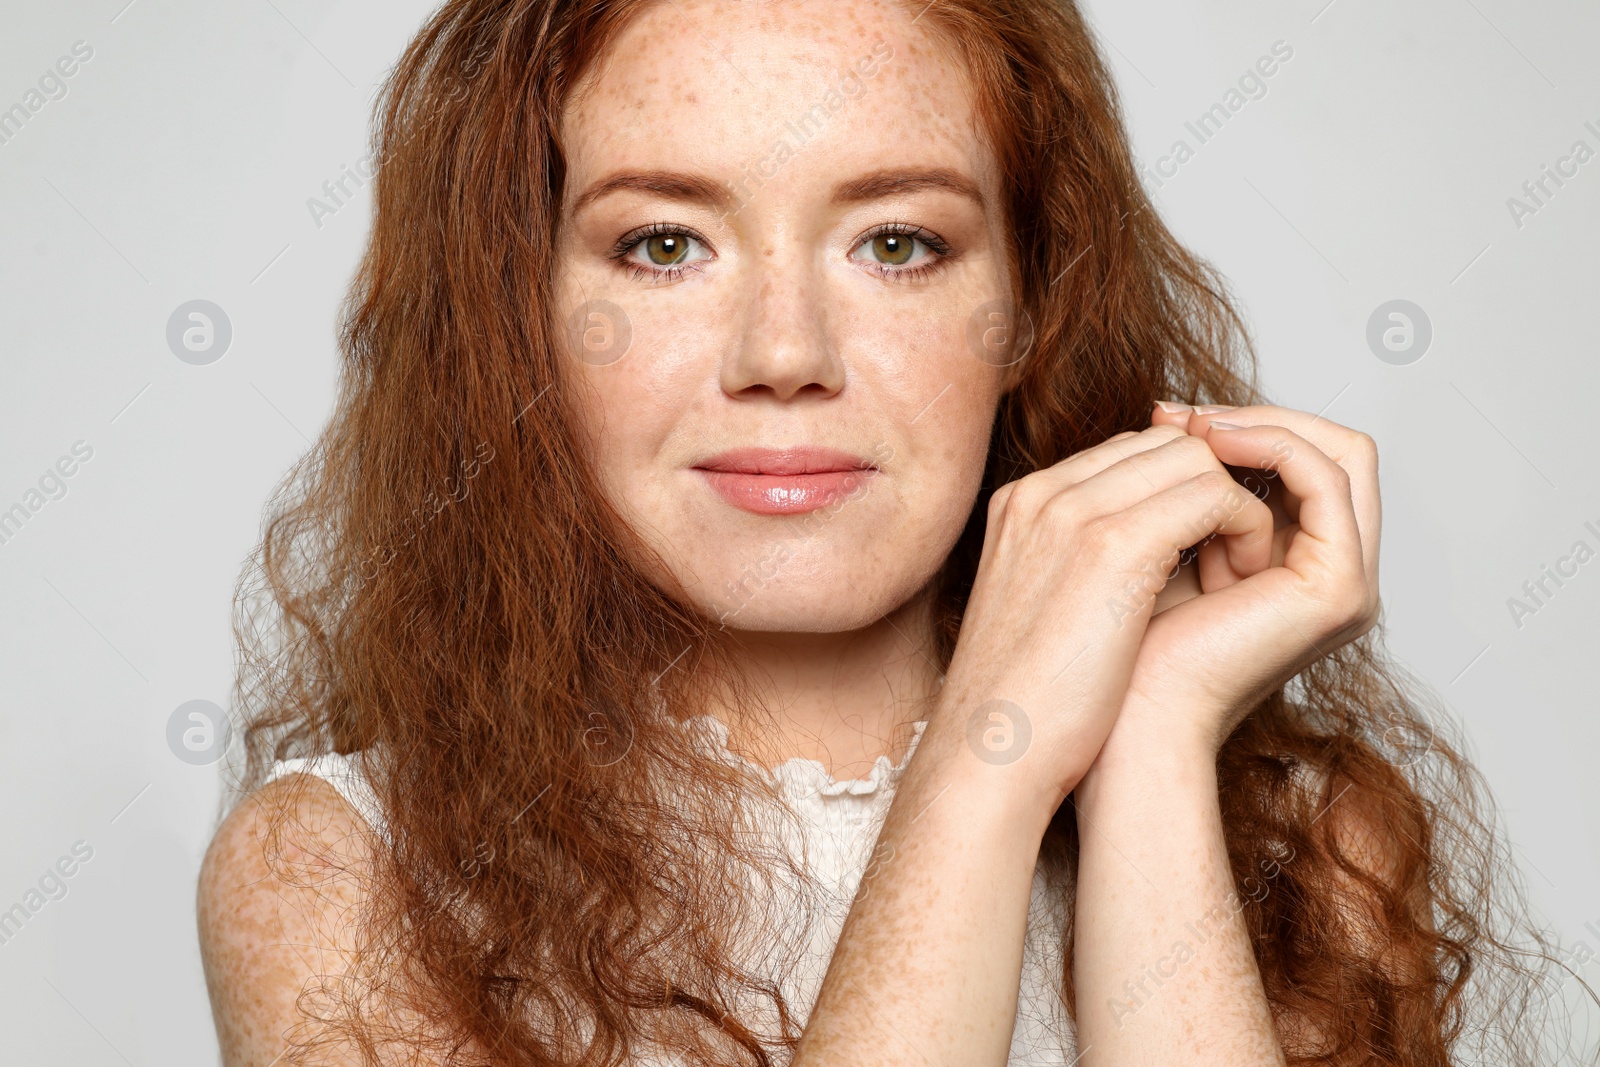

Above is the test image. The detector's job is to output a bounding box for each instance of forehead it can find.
[559,0,991,194]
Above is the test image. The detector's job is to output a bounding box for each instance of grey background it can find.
[0,0,1595,1062]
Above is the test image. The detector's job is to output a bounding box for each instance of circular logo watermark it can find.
[1365,299,1431,366]
[964,699,1031,765]
[581,710,634,767]
[167,300,233,365]
[566,299,632,366]
[166,699,233,765]
[1381,713,1436,769]
[966,299,1035,367]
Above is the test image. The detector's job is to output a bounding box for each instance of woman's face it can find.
[554,0,1015,633]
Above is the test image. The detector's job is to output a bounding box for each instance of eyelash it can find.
[854,221,954,283]
[606,220,956,284]
[609,221,711,285]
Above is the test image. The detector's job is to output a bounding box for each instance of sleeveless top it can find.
[264,715,1078,1064]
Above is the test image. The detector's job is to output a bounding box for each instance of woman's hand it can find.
[930,422,1278,813]
[1099,401,1382,762]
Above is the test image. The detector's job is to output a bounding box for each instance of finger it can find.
[1186,405,1380,588]
[1073,433,1220,509]
[1053,424,1203,488]
[1201,423,1362,585]
[1089,436,1278,579]
[994,425,1188,518]
[1106,469,1279,586]
[1149,399,1194,430]
[1197,534,1234,592]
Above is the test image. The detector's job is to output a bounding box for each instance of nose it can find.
[721,253,845,402]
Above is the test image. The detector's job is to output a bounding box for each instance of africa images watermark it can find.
[1107,839,1300,1029]
[1505,115,1600,230]
[0,840,95,949]
[1133,39,1295,189]
[0,440,95,549]
[351,440,496,589]
[305,38,502,229]
[1531,919,1600,1014]
[0,39,95,149]
[1505,516,1600,630]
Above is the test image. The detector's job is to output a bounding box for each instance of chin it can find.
[685,551,935,633]
[633,499,968,635]
[707,588,897,633]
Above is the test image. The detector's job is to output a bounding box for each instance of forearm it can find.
[792,715,1058,1067]
[1071,711,1284,1066]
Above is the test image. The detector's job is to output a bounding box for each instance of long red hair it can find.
[231,0,1594,1063]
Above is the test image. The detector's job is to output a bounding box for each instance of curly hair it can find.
[227,0,1596,1063]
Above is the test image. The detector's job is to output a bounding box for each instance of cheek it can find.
[557,290,735,506]
[832,284,1003,464]
[563,360,685,498]
[550,248,1006,624]
[834,302,1000,569]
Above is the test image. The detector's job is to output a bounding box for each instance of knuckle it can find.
[1170,433,1214,463]
[1341,583,1370,622]
[1196,468,1239,498]
[992,479,1039,525]
[1076,513,1121,557]
[1317,578,1372,632]
[1006,473,1052,515]
[1355,581,1382,627]
[1040,487,1089,533]
[1356,605,1380,638]
[987,482,1017,520]
[1145,423,1187,444]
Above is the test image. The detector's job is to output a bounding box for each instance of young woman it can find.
[196,0,1591,1064]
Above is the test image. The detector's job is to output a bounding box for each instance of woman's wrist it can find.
[904,707,1066,843]
[1074,702,1224,818]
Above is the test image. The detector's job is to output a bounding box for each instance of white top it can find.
[265,715,1077,1064]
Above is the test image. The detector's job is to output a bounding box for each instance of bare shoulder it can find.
[197,771,425,1066]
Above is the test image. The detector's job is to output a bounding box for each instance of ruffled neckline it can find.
[678,714,930,800]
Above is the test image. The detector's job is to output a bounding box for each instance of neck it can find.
[700,587,943,779]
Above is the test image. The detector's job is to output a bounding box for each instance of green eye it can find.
[869,233,915,265]
[644,233,690,265]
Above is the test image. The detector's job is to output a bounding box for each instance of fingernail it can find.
[1154,400,1192,413]
[1207,420,1246,431]
[1194,404,1236,414]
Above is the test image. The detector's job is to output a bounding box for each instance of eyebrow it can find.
[832,167,986,209]
[570,166,986,215]
[571,171,733,214]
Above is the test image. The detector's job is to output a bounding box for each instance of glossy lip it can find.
[693,447,879,515]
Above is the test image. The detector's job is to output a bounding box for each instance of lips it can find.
[693,447,878,515]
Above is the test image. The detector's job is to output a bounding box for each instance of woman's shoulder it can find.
[198,748,475,1064]
[261,748,388,836]
[203,748,389,916]
[198,757,386,1064]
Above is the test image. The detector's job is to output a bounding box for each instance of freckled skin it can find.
[198,775,482,1065]
[200,3,1015,1060]
[198,777,369,1064]
[200,4,1401,1064]
[556,0,1012,635]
